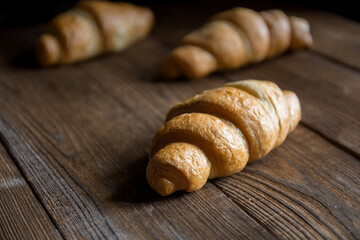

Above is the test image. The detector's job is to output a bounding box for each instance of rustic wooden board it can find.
[213,125,360,240]
[0,142,62,240]
[300,10,360,70]
[0,3,359,239]
[0,48,274,239]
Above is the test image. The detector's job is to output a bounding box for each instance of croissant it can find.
[164,8,312,79]
[147,80,301,196]
[36,1,154,66]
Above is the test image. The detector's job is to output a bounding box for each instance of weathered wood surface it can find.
[0,142,62,239]
[0,3,359,240]
[302,11,360,70]
[214,125,360,239]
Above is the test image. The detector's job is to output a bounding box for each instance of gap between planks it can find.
[300,122,360,161]
[0,103,357,240]
[0,127,119,240]
[0,131,64,240]
[299,47,359,160]
[310,49,360,75]
[208,121,360,239]
[210,179,282,240]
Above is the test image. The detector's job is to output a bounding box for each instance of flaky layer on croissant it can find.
[36,1,154,66]
[147,80,301,196]
[164,8,312,79]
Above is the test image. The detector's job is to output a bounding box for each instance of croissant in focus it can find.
[36,1,154,66]
[164,8,313,79]
[147,80,301,196]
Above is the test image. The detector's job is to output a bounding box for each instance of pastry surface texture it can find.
[147,80,301,196]
[164,8,312,79]
[36,1,154,66]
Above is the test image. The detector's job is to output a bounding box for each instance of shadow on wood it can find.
[9,51,38,69]
[108,154,187,203]
[149,73,195,83]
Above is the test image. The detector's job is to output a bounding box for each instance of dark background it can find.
[0,0,358,29]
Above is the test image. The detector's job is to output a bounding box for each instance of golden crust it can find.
[181,21,248,69]
[226,80,290,147]
[289,16,313,50]
[166,87,276,161]
[163,45,217,79]
[283,90,302,132]
[212,8,270,63]
[147,143,210,196]
[260,9,291,58]
[147,80,301,196]
[77,1,154,53]
[164,8,312,79]
[48,9,102,64]
[150,113,249,178]
[36,1,154,66]
[36,34,61,66]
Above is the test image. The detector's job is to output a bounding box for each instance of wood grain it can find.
[0,43,274,239]
[213,125,360,239]
[300,10,360,70]
[0,141,62,240]
[0,3,359,239]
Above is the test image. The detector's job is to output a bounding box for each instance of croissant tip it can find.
[306,35,314,47]
[36,34,60,67]
[151,177,176,196]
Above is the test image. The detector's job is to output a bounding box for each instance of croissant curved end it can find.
[148,175,176,196]
[147,80,301,196]
[163,45,217,79]
[289,16,313,50]
[147,142,210,196]
[36,34,61,67]
[283,90,301,132]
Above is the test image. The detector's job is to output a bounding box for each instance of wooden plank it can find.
[0,41,275,239]
[295,10,360,70]
[224,50,360,156]
[0,141,62,240]
[0,3,358,238]
[213,125,360,239]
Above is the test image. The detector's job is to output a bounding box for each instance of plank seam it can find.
[0,130,65,240]
[300,122,360,160]
[209,182,280,240]
[0,105,120,239]
[310,48,360,73]
[240,170,355,239]
[36,140,118,239]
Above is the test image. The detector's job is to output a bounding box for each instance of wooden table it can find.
[0,2,359,239]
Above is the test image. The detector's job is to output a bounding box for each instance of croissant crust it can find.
[147,80,301,196]
[36,1,154,66]
[164,8,312,79]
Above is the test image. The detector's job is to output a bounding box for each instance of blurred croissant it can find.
[36,1,154,66]
[164,8,313,79]
[147,80,301,196]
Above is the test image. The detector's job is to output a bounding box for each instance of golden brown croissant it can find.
[147,80,301,196]
[36,1,154,66]
[164,8,313,79]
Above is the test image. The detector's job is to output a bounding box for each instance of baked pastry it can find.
[164,8,312,79]
[36,0,154,66]
[147,80,301,196]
